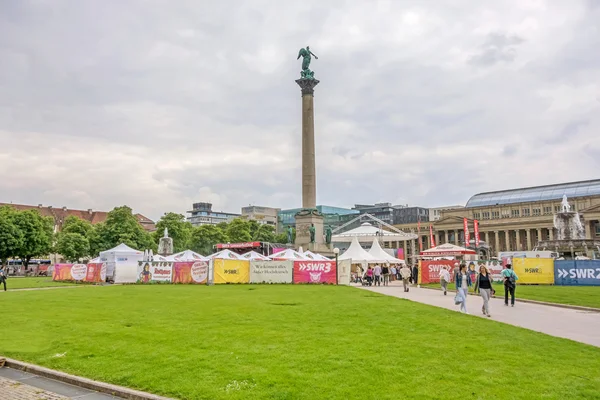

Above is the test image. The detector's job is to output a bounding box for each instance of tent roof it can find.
[302,250,331,261]
[368,239,405,264]
[241,251,271,261]
[332,222,416,242]
[270,248,308,260]
[210,249,244,260]
[100,243,143,255]
[420,243,476,256]
[338,236,377,262]
[88,257,101,263]
[165,250,207,261]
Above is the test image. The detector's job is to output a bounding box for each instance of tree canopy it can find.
[153,212,193,253]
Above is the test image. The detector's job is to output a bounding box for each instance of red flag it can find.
[463,218,470,247]
[474,219,480,247]
[418,217,423,252]
[429,224,436,248]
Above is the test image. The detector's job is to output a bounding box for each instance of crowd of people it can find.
[360,260,520,318]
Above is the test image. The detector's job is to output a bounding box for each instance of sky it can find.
[1,0,599,221]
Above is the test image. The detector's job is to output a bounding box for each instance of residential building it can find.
[429,205,464,221]
[240,205,280,226]
[392,206,429,225]
[278,205,359,231]
[393,179,600,257]
[186,202,240,226]
[0,203,155,232]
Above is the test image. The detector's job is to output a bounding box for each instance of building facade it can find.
[393,180,600,259]
[392,206,429,225]
[0,203,155,232]
[240,205,280,226]
[186,202,240,226]
[429,205,464,221]
[278,205,359,232]
[352,203,397,225]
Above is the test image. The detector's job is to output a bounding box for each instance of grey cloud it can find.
[469,32,525,66]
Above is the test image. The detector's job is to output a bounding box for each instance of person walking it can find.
[502,264,519,307]
[454,264,472,314]
[373,264,382,286]
[382,263,390,286]
[390,266,397,282]
[412,264,419,286]
[365,266,374,286]
[474,265,494,317]
[439,266,450,296]
[0,266,7,291]
[400,264,412,292]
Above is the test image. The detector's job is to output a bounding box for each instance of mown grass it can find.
[3,276,77,290]
[421,282,600,309]
[1,285,599,400]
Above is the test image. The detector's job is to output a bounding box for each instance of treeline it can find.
[0,205,290,264]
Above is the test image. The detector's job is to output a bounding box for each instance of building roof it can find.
[0,203,155,231]
[465,179,600,208]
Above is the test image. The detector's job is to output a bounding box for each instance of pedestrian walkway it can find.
[0,368,120,399]
[359,282,600,347]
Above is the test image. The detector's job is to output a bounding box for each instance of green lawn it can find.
[421,282,600,309]
[1,285,599,400]
[4,276,77,290]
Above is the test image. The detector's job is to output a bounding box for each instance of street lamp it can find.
[333,247,340,285]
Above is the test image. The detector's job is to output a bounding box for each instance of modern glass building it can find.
[187,202,240,226]
[278,205,359,231]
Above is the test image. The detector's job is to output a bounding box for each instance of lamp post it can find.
[333,247,340,285]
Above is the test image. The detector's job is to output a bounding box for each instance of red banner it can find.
[85,262,106,283]
[463,218,470,247]
[429,224,436,248]
[172,261,208,284]
[217,242,260,249]
[293,261,336,284]
[474,219,480,247]
[419,260,456,284]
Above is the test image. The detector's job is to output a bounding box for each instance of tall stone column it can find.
[515,230,521,251]
[505,231,510,251]
[294,78,329,254]
[536,228,542,243]
[494,231,500,255]
[295,78,319,210]
[526,230,532,250]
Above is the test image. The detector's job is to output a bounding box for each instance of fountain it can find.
[157,227,174,256]
[535,195,600,259]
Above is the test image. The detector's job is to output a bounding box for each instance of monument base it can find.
[294,210,333,256]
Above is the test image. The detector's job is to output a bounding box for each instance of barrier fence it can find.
[53,260,340,285]
[417,258,600,286]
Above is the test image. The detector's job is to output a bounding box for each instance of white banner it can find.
[337,259,351,285]
[137,261,173,283]
[250,260,293,283]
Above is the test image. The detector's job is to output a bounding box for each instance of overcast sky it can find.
[1,1,599,221]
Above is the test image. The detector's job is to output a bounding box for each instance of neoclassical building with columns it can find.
[393,180,600,263]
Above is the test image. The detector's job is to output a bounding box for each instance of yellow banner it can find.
[213,259,250,284]
[512,258,554,284]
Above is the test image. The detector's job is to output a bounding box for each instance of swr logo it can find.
[525,268,541,274]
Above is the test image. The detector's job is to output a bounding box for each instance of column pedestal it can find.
[294,209,332,255]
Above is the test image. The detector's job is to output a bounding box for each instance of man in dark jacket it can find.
[0,266,7,291]
[412,264,419,285]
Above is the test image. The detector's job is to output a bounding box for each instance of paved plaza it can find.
[0,368,120,400]
[359,282,600,347]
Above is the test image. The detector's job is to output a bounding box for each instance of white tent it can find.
[166,250,207,261]
[270,248,309,260]
[338,236,377,263]
[242,251,271,261]
[99,243,144,283]
[303,250,330,261]
[210,249,244,260]
[368,238,405,264]
[332,222,417,243]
